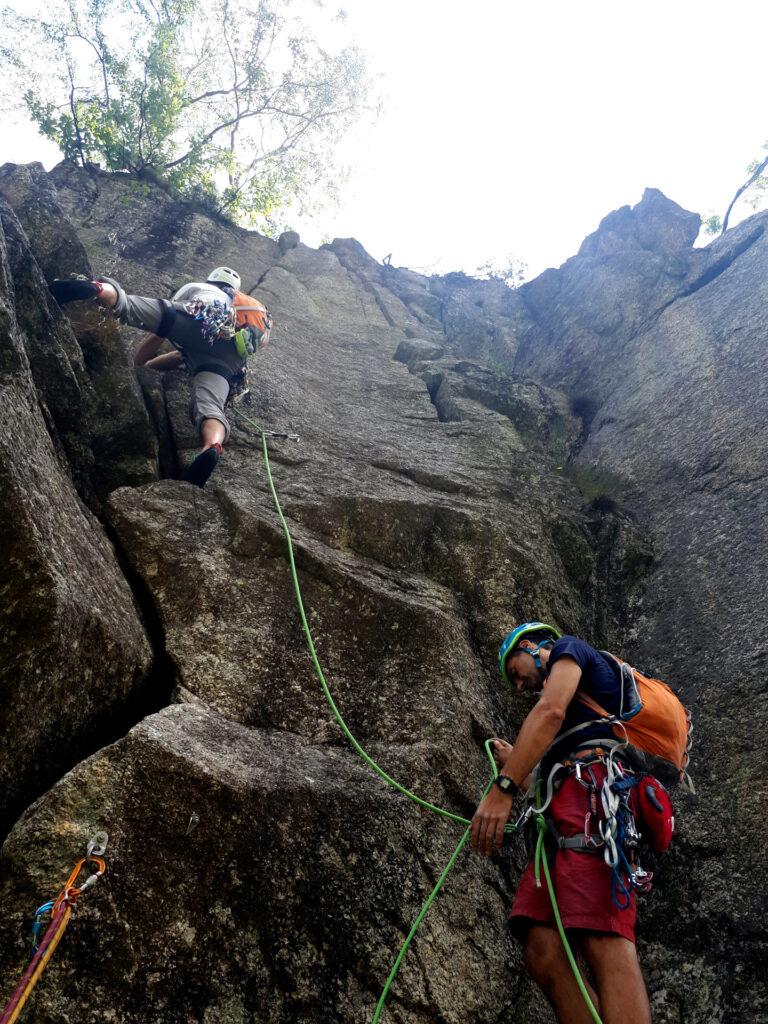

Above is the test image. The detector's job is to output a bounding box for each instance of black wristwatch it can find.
[494,775,519,797]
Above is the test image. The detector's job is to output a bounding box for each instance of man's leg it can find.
[181,372,231,488]
[522,925,600,1024]
[50,276,172,336]
[199,417,226,453]
[579,933,651,1024]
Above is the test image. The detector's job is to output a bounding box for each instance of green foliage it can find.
[1,0,374,229]
[475,255,528,288]
[486,358,508,377]
[562,463,625,506]
[702,213,722,236]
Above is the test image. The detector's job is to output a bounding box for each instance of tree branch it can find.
[721,153,768,235]
[63,27,111,106]
[66,64,86,165]
[180,84,245,109]
[223,8,240,186]
[162,83,285,168]
[137,64,149,166]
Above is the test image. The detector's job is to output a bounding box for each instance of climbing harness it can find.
[0,833,107,1024]
[535,746,671,908]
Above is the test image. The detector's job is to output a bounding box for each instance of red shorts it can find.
[509,765,637,943]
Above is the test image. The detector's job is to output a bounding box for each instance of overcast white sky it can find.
[1,0,766,279]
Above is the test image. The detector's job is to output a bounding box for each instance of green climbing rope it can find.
[235,407,602,1023]
[245,411,470,826]
[371,743,500,1024]
[373,828,471,1022]
[534,791,603,1024]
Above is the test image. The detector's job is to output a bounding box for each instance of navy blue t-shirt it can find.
[544,636,622,761]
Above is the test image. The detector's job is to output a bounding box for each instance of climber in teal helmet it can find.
[49,266,256,488]
[471,621,654,1024]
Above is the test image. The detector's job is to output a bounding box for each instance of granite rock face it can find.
[0,193,152,833]
[0,163,765,1023]
[0,163,159,503]
[516,197,768,1021]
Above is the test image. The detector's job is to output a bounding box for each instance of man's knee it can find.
[523,925,567,986]
[99,276,166,333]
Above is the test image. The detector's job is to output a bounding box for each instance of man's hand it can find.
[491,737,513,769]
[471,787,514,857]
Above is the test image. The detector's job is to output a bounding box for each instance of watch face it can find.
[499,777,512,790]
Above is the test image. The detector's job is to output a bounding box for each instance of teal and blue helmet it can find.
[498,621,562,686]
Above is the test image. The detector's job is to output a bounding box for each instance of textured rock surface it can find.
[0,163,159,503]
[0,194,151,832]
[0,705,536,1024]
[0,162,765,1023]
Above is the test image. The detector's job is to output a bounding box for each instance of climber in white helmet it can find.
[49,266,263,488]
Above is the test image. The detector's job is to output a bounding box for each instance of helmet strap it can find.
[526,639,555,671]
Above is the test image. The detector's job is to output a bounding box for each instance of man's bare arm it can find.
[133,332,166,368]
[145,350,183,371]
[470,657,582,857]
[500,657,582,786]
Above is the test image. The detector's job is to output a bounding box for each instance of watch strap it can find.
[494,775,519,797]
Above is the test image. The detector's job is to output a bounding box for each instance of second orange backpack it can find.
[578,653,693,788]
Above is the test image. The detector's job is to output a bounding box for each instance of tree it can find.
[474,255,528,288]
[704,144,768,237]
[0,0,374,228]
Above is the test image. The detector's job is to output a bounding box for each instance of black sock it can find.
[180,446,221,488]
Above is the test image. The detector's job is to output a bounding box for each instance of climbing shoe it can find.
[180,444,222,488]
[49,277,102,305]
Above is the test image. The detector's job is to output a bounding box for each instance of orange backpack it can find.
[232,290,273,355]
[577,654,693,788]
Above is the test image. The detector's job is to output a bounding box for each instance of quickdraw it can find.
[184,298,236,345]
[0,832,108,1024]
[598,768,650,909]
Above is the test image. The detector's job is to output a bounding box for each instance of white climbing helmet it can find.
[207,266,241,290]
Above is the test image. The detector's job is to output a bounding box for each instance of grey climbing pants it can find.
[101,276,243,441]
[189,372,232,442]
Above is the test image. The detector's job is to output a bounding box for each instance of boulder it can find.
[0,704,527,1024]
[393,338,445,364]
[578,188,701,258]
[278,229,301,253]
